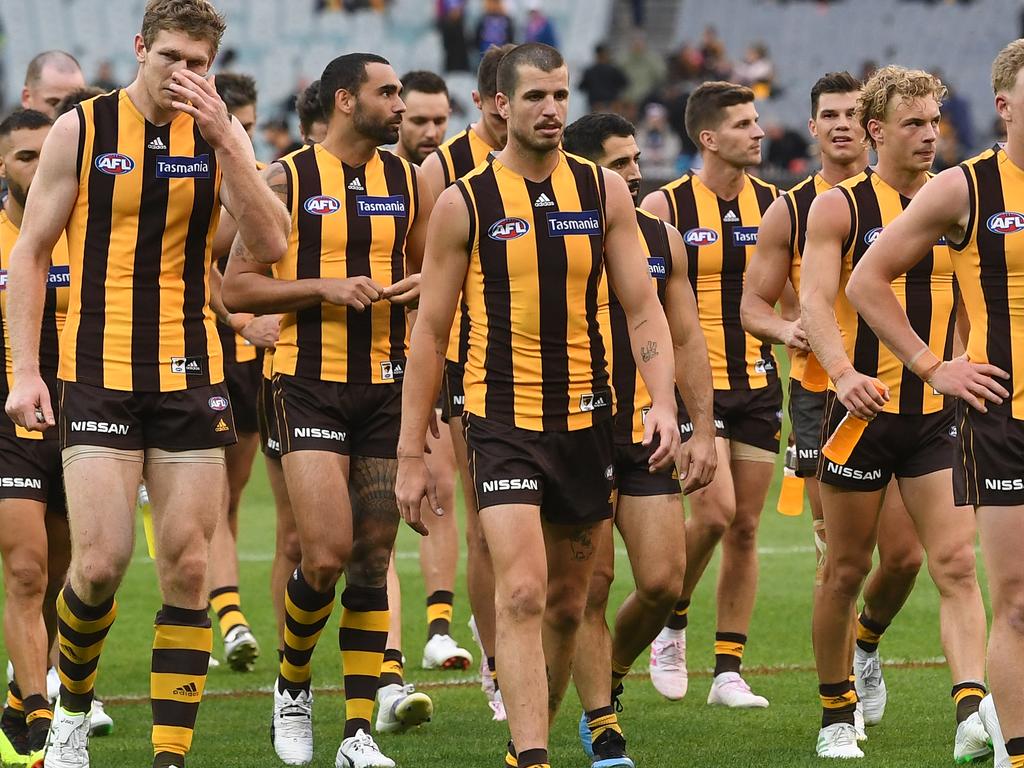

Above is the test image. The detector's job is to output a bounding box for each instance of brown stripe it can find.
[151,648,211,677]
[974,153,1012,380]
[292,148,324,379]
[849,176,882,378]
[382,152,410,367]
[343,160,373,382]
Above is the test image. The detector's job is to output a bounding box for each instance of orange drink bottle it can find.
[777,444,805,517]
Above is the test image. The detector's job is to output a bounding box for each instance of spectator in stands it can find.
[476,0,514,57]
[934,122,962,171]
[665,42,703,87]
[92,60,118,92]
[261,117,302,159]
[698,26,732,79]
[619,32,666,118]
[580,43,629,113]
[932,70,974,152]
[21,50,85,119]
[437,0,470,72]
[763,120,809,173]
[523,1,557,48]
[636,102,681,178]
[55,86,105,117]
[734,42,774,99]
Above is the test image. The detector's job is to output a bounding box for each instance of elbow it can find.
[220,278,249,314]
[739,295,757,336]
[844,271,866,313]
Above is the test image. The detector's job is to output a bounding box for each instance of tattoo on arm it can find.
[262,163,289,205]
[633,318,649,331]
[640,340,659,363]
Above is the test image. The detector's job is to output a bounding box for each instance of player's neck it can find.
[2,196,24,230]
[321,124,380,168]
[471,120,501,151]
[394,143,416,164]
[696,155,746,200]
[872,153,928,198]
[1002,133,1024,172]
[496,139,559,182]
[124,79,178,126]
[819,152,868,187]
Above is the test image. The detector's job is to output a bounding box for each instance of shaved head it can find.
[22,50,86,119]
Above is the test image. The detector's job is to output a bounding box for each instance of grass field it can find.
[0,369,988,766]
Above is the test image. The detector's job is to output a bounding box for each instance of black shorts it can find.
[679,382,783,454]
[954,400,1024,506]
[614,441,680,497]
[463,412,615,525]
[59,380,237,451]
[817,391,955,492]
[789,380,827,478]
[224,356,262,435]
[273,374,401,458]
[0,412,64,512]
[257,376,281,459]
[439,360,465,425]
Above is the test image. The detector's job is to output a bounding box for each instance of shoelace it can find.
[349,732,379,754]
[860,655,881,688]
[721,677,753,694]
[658,640,685,669]
[278,700,311,722]
[828,724,857,748]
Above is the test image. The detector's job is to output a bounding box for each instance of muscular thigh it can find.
[145,449,227,554]
[61,452,142,562]
[685,437,735,518]
[615,492,685,582]
[282,450,352,550]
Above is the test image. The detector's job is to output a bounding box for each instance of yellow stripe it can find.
[152,624,212,652]
[345,697,375,726]
[737,180,770,388]
[340,649,386,677]
[820,691,858,710]
[953,686,986,705]
[150,672,207,701]
[427,603,453,624]
[692,179,728,389]
[57,595,117,634]
[283,627,322,652]
[366,152,397,384]
[280,659,311,683]
[340,608,389,633]
[713,640,745,658]
[152,725,192,756]
[316,145,349,382]
[285,591,335,626]
[58,668,97,695]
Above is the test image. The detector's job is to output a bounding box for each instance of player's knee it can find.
[880,544,924,580]
[927,543,977,596]
[697,502,735,540]
[724,515,759,550]
[345,547,390,588]
[278,529,302,564]
[4,555,47,601]
[826,555,871,599]
[302,547,349,592]
[75,549,130,595]
[585,565,614,615]
[498,578,545,624]
[635,566,684,612]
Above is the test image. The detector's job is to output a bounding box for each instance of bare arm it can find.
[741,195,807,349]
[381,168,435,307]
[639,188,672,225]
[800,189,887,419]
[4,111,80,430]
[846,168,1008,411]
[419,150,448,201]
[604,171,679,469]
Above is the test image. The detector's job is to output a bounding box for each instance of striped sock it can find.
[586,705,622,742]
[611,659,631,689]
[820,679,858,727]
[209,586,248,639]
[151,605,212,758]
[426,590,454,639]
[339,585,389,738]
[517,747,549,768]
[279,568,334,696]
[666,599,689,631]
[379,648,404,688]
[504,741,517,767]
[488,656,499,692]
[5,682,23,716]
[1008,737,1024,767]
[951,681,987,723]
[56,585,117,713]
[856,612,888,653]
[714,632,746,676]
[22,694,51,751]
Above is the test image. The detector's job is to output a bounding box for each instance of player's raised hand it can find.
[319,276,385,310]
[168,70,233,148]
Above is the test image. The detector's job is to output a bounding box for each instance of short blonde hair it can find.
[857,65,946,148]
[993,39,1024,94]
[141,0,226,53]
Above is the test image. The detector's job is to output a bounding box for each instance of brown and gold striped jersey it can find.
[833,168,956,415]
[952,146,1024,418]
[272,144,418,384]
[606,208,671,444]
[658,172,778,390]
[435,126,498,367]
[783,173,833,389]
[458,151,612,432]
[62,89,224,391]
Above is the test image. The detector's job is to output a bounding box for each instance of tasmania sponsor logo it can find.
[155,154,210,178]
[0,477,42,489]
[732,226,758,246]
[208,396,229,412]
[647,256,667,279]
[579,391,611,412]
[70,420,130,435]
[304,195,341,215]
[683,227,719,246]
[95,153,135,175]
[984,478,1024,491]
[864,227,884,245]
[293,427,346,441]
[547,210,601,237]
[47,265,71,287]
[987,211,1024,234]
[481,478,540,492]
[488,217,530,241]
[356,195,407,217]
[380,360,405,381]
[826,461,882,480]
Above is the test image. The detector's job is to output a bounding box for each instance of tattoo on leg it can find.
[640,340,658,363]
[569,526,595,561]
[347,456,400,587]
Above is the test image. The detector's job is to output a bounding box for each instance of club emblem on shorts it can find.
[864,227,884,245]
[94,153,135,175]
[208,396,229,412]
[214,419,230,433]
[488,217,530,241]
[171,357,203,376]
[304,195,341,215]
[948,424,958,438]
[605,465,614,480]
[380,360,405,381]
[987,211,1024,234]
[579,391,610,412]
[683,227,718,246]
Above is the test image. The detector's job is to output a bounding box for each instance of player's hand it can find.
[428,408,441,441]
[5,374,54,433]
[167,71,234,149]
[834,368,888,420]
[382,274,421,307]
[676,429,717,495]
[782,319,811,353]
[927,355,1010,413]
[642,402,680,473]
[395,455,443,536]
[318,277,385,310]
[240,314,281,349]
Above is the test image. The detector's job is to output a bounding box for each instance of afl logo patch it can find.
[208,396,229,412]
[683,227,718,246]
[95,153,135,175]
[304,195,341,215]
[488,217,530,241]
[987,211,1024,234]
[864,227,883,245]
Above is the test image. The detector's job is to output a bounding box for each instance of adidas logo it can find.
[348,178,364,191]
[147,137,167,150]
[534,192,554,207]
[723,210,739,223]
[172,682,200,698]
[215,419,229,433]
[186,359,201,372]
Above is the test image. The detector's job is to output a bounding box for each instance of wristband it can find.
[905,346,939,378]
